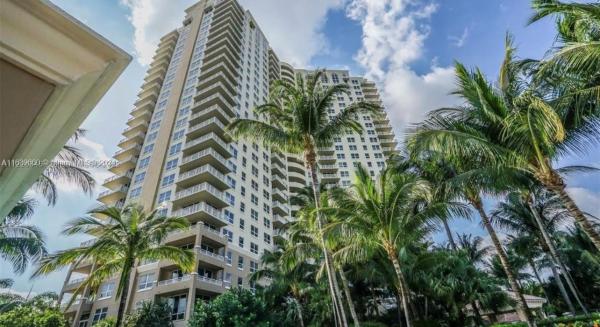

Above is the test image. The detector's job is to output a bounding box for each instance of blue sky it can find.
[3,0,598,295]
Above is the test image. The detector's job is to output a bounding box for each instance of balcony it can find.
[127,111,152,127]
[194,93,237,118]
[273,215,290,228]
[176,164,228,190]
[271,165,286,178]
[183,132,231,158]
[319,164,338,173]
[194,82,236,108]
[123,122,149,138]
[378,131,395,140]
[200,224,228,245]
[130,101,155,118]
[173,183,228,208]
[318,155,336,163]
[62,298,92,314]
[321,173,340,184]
[271,153,285,167]
[272,189,287,203]
[383,146,396,155]
[189,105,233,126]
[102,171,133,189]
[62,277,86,292]
[288,171,305,184]
[180,148,230,173]
[156,275,192,294]
[109,156,137,175]
[196,275,225,294]
[288,180,306,194]
[196,248,226,268]
[117,132,145,149]
[318,146,334,155]
[272,175,288,191]
[97,185,128,203]
[173,202,228,227]
[186,117,229,140]
[114,144,141,161]
[272,200,289,216]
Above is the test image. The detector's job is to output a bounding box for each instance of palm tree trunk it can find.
[549,260,575,313]
[544,171,600,251]
[442,218,457,250]
[306,151,348,327]
[527,196,587,314]
[115,260,134,327]
[527,257,551,304]
[387,247,412,327]
[339,268,360,327]
[470,198,536,327]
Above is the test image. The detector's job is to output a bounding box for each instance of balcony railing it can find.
[197,248,225,261]
[174,183,224,201]
[197,275,224,287]
[157,275,191,286]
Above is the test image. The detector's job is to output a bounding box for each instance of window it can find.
[250,261,258,273]
[168,143,182,156]
[173,130,185,141]
[224,210,234,224]
[351,153,360,159]
[237,277,243,287]
[158,191,171,203]
[238,256,244,269]
[238,236,244,248]
[137,273,155,290]
[78,313,90,327]
[263,218,271,228]
[349,145,357,151]
[138,157,150,169]
[225,193,235,206]
[340,171,350,177]
[92,308,108,324]
[165,159,178,170]
[222,229,233,242]
[98,282,114,299]
[143,144,154,154]
[167,294,187,321]
[250,242,259,254]
[147,132,158,142]
[251,225,258,237]
[239,219,245,230]
[250,209,258,221]
[264,233,271,244]
[161,174,175,187]
[336,154,345,159]
[133,172,146,184]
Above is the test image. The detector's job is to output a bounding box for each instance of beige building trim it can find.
[0,0,131,217]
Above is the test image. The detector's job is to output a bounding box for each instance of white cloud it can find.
[239,0,344,67]
[346,0,460,138]
[566,187,600,219]
[120,0,195,65]
[449,27,469,48]
[121,0,342,67]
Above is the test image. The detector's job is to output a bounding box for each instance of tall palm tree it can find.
[331,165,464,327]
[228,70,380,327]
[492,191,588,313]
[33,129,96,206]
[409,35,600,324]
[32,205,194,327]
[0,198,46,275]
[250,238,317,327]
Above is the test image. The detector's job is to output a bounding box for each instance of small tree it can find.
[123,301,173,327]
[187,288,273,327]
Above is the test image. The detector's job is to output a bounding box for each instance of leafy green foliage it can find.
[0,293,67,327]
[187,288,274,327]
[123,301,173,327]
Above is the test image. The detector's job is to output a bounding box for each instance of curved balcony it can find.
[271,165,286,178]
[102,171,132,189]
[173,202,228,227]
[173,183,227,208]
[319,164,338,173]
[97,185,128,204]
[186,117,230,140]
[272,175,288,191]
[273,214,290,229]
[109,156,137,175]
[273,200,289,216]
[194,93,236,117]
[183,133,231,158]
[288,171,305,184]
[322,173,340,184]
[180,148,231,173]
[318,155,336,164]
[272,189,287,203]
[189,105,233,126]
[176,164,228,190]
[114,144,141,161]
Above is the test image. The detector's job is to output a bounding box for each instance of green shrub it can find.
[124,301,173,327]
[491,313,600,327]
[93,317,116,327]
[0,305,68,327]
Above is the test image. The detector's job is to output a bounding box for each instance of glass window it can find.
[98,282,114,299]
[92,308,108,324]
[167,294,187,321]
[137,273,155,290]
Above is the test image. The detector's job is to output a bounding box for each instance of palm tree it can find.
[492,191,588,313]
[250,238,316,327]
[0,198,46,274]
[32,129,96,206]
[290,186,361,327]
[228,70,380,327]
[331,165,464,327]
[32,205,194,327]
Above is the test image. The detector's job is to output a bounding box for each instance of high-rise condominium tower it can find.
[59,0,397,326]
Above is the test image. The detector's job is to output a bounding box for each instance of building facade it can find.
[58,0,396,326]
